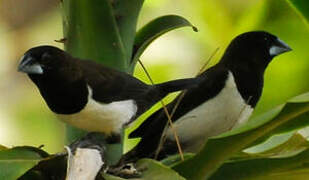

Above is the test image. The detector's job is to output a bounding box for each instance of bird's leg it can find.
[107,162,142,179]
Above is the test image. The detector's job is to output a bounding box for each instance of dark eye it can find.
[41,52,52,63]
[264,37,268,41]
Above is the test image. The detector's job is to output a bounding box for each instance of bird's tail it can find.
[155,78,198,95]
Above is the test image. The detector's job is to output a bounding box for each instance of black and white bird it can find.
[123,31,292,162]
[18,46,199,141]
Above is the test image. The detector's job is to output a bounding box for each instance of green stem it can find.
[61,0,137,165]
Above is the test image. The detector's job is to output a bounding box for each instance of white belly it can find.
[58,87,137,135]
[165,71,253,152]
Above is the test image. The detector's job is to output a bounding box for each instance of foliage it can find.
[1,92,308,179]
[1,0,309,179]
[286,0,309,28]
[173,92,309,179]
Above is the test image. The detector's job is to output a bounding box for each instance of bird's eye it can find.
[264,37,268,41]
[41,52,52,63]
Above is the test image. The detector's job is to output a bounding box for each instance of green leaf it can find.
[248,133,309,157]
[62,0,127,72]
[173,92,309,179]
[244,132,295,154]
[103,159,185,180]
[248,93,309,145]
[161,153,195,167]
[0,146,47,180]
[131,15,197,70]
[20,154,67,180]
[136,159,186,180]
[210,148,309,180]
[286,0,309,28]
[269,92,309,135]
[232,133,309,162]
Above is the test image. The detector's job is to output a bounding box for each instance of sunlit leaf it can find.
[248,133,309,157]
[173,92,309,179]
[0,146,48,180]
[244,132,294,155]
[131,15,197,70]
[210,148,309,180]
[232,133,309,162]
[20,154,67,180]
[286,0,309,28]
[262,92,309,137]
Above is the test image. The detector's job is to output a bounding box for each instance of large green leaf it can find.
[268,92,309,134]
[136,159,185,180]
[20,154,67,180]
[104,159,185,180]
[161,153,195,167]
[248,93,309,147]
[231,132,309,162]
[173,92,309,179]
[131,15,197,70]
[210,147,309,180]
[286,0,309,28]
[0,146,48,180]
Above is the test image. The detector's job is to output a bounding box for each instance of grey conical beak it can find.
[18,55,43,74]
[269,38,292,56]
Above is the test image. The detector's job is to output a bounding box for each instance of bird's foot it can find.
[107,163,141,179]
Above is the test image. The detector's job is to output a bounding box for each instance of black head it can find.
[221,31,292,70]
[18,46,88,114]
[18,46,69,75]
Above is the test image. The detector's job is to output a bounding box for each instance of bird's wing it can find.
[79,60,151,104]
[129,65,229,139]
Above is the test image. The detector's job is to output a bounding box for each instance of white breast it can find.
[165,71,253,152]
[58,86,137,135]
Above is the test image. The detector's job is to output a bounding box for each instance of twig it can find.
[55,38,67,43]
[137,59,184,161]
[139,47,219,161]
[198,47,219,75]
[155,47,220,159]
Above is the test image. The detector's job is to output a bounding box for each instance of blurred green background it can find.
[0,0,308,154]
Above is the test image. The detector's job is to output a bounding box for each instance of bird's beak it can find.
[18,55,43,74]
[269,38,292,56]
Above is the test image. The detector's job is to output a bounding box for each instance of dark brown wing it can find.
[123,65,229,161]
[78,60,152,104]
[130,65,229,138]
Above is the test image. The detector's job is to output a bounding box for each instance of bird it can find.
[122,31,292,162]
[18,45,200,142]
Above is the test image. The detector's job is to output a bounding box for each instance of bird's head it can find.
[221,31,292,70]
[18,46,68,75]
